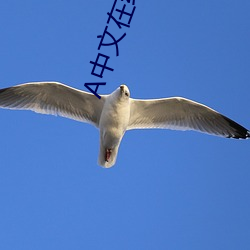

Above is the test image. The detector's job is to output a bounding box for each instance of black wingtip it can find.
[247,131,250,138]
[222,115,250,139]
[0,88,8,94]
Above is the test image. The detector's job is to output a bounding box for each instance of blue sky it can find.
[0,1,249,249]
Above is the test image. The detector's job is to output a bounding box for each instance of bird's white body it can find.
[0,82,249,168]
[98,86,131,167]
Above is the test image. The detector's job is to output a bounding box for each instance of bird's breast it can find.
[99,99,130,140]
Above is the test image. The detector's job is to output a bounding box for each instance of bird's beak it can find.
[120,85,124,93]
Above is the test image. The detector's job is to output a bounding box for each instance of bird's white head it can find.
[109,84,130,103]
[119,84,130,98]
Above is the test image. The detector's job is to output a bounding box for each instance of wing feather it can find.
[0,82,105,127]
[128,97,249,139]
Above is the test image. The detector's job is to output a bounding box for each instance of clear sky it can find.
[0,1,249,249]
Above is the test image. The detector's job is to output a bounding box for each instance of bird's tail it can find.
[98,144,119,168]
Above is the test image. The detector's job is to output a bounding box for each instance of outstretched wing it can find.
[128,97,249,139]
[0,82,105,127]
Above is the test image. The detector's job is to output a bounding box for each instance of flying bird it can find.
[0,82,249,168]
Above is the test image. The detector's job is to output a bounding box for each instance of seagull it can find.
[0,82,249,168]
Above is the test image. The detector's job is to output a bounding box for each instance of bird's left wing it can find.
[0,82,105,127]
[128,97,249,139]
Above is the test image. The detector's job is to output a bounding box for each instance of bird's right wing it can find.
[0,82,106,127]
[128,97,249,139]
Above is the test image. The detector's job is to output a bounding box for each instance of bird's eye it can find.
[125,92,129,97]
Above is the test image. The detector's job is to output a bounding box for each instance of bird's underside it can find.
[0,82,249,168]
[105,149,112,162]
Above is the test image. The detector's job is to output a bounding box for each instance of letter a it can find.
[84,82,106,99]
